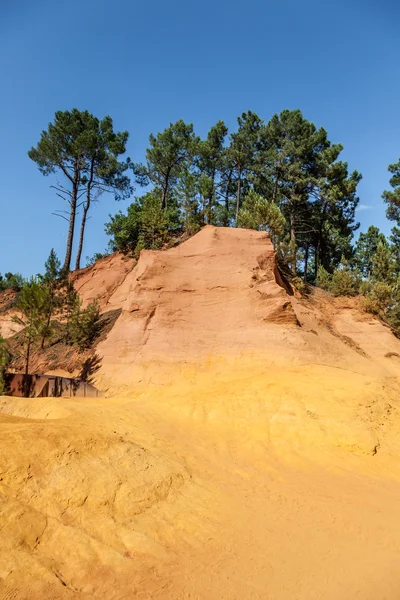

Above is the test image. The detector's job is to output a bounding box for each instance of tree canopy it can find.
[29,109,131,271]
[105,108,361,287]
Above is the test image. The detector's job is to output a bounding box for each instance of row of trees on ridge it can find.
[28,108,362,280]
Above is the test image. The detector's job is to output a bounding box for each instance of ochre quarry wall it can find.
[68,225,400,394]
[4,226,400,396]
[92,226,299,391]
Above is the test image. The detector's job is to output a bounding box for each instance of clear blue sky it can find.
[1,0,399,275]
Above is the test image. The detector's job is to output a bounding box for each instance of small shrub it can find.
[330,267,360,297]
[316,266,332,291]
[86,252,109,267]
[0,336,10,395]
[67,299,101,350]
[0,272,25,292]
[317,263,360,297]
[362,281,392,317]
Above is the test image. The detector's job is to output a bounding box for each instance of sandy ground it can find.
[1,358,400,599]
[2,227,400,598]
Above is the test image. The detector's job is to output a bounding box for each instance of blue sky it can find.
[1,0,399,275]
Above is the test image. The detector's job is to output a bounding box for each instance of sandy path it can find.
[2,360,400,599]
[126,378,400,600]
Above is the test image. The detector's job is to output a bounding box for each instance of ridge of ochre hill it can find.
[2,226,400,599]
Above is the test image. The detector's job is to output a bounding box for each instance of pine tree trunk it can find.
[235,168,242,226]
[63,168,80,272]
[23,338,31,397]
[290,212,296,271]
[161,169,171,210]
[41,312,51,350]
[315,199,328,278]
[75,159,95,271]
[63,204,76,272]
[224,170,232,226]
[75,202,90,270]
[304,244,309,283]
[207,167,216,225]
[161,184,167,210]
[272,167,279,204]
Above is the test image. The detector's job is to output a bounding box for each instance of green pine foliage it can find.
[38,249,64,348]
[133,119,199,210]
[237,190,285,243]
[316,266,332,291]
[85,252,110,267]
[2,249,104,384]
[66,298,101,351]
[197,121,228,224]
[29,109,131,271]
[0,336,10,395]
[0,272,25,292]
[316,260,360,297]
[372,241,394,283]
[360,238,400,330]
[382,158,400,223]
[354,226,387,278]
[362,281,393,319]
[330,264,361,297]
[12,278,50,393]
[176,173,202,235]
[105,191,180,256]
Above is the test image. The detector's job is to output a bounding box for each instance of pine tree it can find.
[261,111,325,261]
[361,242,396,323]
[354,226,387,278]
[75,115,131,269]
[256,109,361,275]
[176,172,201,235]
[29,109,131,271]
[138,191,171,250]
[29,110,90,271]
[0,273,25,292]
[103,108,361,283]
[329,259,360,297]
[237,190,285,244]
[197,121,228,224]
[66,297,101,351]
[134,120,199,210]
[226,111,262,224]
[317,258,360,297]
[311,158,361,277]
[316,265,332,291]
[105,202,143,255]
[12,279,49,396]
[105,191,176,256]
[372,241,394,283]
[390,226,400,275]
[382,158,400,223]
[0,336,10,395]
[38,249,63,348]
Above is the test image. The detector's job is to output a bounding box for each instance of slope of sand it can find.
[2,226,400,599]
